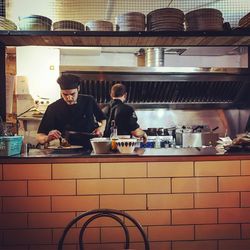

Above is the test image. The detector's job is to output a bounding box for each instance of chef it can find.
[36,74,106,149]
[103,83,147,143]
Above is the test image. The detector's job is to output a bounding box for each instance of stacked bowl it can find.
[53,20,85,31]
[185,8,224,31]
[0,17,17,30]
[19,15,52,31]
[86,20,113,31]
[116,12,145,31]
[147,8,184,31]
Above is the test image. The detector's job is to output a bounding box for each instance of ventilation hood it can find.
[60,66,250,109]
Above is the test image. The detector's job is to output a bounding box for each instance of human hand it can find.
[47,130,61,142]
[93,127,104,137]
[142,132,148,144]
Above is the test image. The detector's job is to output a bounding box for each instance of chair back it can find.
[57,208,150,250]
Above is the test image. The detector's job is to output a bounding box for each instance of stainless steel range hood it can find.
[60,66,250,109]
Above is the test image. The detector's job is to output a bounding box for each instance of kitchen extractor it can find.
[59,66,250,109]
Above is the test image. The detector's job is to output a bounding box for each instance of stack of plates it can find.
[185,8,224,31]
[53,20,84,31]
[239,12,250,28]
[0,16,17,30]
[147,8,184,31]
[86,20,113,31]
[116,12,145,31]
[19,15,52,31]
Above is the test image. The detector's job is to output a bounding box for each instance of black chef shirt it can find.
[38,95,106,148]
[104,99,139,137]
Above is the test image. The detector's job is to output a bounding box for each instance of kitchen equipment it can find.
[116,138,137,154]
[90,137,111,154]
[64,131,99,149]
[176,127,219,147]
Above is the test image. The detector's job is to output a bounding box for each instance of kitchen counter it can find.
[1,147,250,250]
[1,146,250,163]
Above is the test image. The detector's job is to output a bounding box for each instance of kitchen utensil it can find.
[64,130,98,149]
[116,138,137,154]
[90,137,111,154]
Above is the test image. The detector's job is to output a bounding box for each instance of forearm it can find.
[131,128,148,143]
[95,120,106,135]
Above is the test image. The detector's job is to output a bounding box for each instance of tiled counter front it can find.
[1,159,250,250]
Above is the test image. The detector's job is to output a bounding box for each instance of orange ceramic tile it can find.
[101,226,145,242]
[219,208,250,223]
[150,242,171,250]
[125,210,171,226]
[242,224,250,239]
[195,192,239,208]
[53,163,100,179]
[0,164,2,180]
[52,196,99,212]
[0,181,27,196]
[148,225,194,241]
[195,161,240,176]
[53,227,99,244]
[1,247,29,250]
[0,213,28,229]
[3,164,51,180]
[172,209,217,224]
[125,178,170,194]
[101,162,146,178]
[219,176,250,191]
[3,229,52,244]
[83,243,124,250]
[241,192,250,207]
[29,212,75,228]
[219,239,250,250]
[195,224,240,240]
[3,197,50,212]
[100,195,146,210]
[241,160,250,175]
[173,240,217,250]
[30,246,76,250]
[28,180,76,195]
[77,179,123,195]
[148,194,193,209]
[148,162,193,177]
[172,177,217,193]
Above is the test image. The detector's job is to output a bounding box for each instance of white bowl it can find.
[116,138,137,154]
[90,137,111,154]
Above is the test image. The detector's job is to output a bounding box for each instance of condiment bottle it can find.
[110,120,118,152]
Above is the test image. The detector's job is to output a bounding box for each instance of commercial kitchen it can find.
[1,1,250,250]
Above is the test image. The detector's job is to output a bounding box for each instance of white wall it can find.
[60,52,137,67]
[16,46,60,103]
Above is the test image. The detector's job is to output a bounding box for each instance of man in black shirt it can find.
[37,74,106,148]
[103,83,147,142]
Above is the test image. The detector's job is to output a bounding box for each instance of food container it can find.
[90,137,111,154]
[116,138,137,154]
[0,136,23,156]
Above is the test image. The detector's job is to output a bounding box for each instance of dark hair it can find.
[57,74,80,90]
[110,83,127,98]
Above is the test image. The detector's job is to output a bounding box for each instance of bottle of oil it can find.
[110,120,118,152]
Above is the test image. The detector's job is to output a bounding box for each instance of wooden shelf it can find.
[0,30,250,47]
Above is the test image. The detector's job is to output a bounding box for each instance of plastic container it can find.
[0,136,23,156]
[90,137,111,154]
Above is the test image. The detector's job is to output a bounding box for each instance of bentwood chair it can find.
[57,208,150,250]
